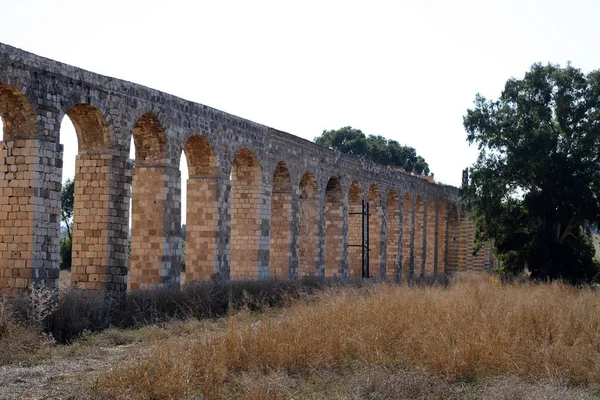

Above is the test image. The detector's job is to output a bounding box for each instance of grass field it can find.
[4,273,600,399]
[87,274,600,400]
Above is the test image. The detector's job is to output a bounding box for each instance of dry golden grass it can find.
[93,274,600,399]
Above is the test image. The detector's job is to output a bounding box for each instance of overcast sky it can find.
[1,0,599,218]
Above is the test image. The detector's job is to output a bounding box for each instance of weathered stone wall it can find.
[0,42,492,294]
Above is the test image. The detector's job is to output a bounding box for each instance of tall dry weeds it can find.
[93,274,600,399]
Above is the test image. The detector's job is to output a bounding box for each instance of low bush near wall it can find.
[0,293,53,365]
[92,274,600,400]
[9,278,355,344]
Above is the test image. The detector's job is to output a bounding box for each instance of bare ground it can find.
[0,341,134,400]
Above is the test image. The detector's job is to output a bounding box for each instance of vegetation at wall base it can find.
[90,274,600,400]
[314,126,432,176]
[4,275,600,398]
[462,62,600,283]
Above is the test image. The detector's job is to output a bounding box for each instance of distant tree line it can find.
[314,127,432,176]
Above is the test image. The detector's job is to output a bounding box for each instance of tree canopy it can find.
[314,127,431,176]
[462,62,600,283]
[60,178,75,270]
[61,178,74,241]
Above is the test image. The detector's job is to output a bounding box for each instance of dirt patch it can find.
[0,343,134,400]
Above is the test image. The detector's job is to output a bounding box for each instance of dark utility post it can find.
[349,200,370,279]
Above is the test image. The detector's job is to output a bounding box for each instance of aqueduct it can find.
[0,43,493,294]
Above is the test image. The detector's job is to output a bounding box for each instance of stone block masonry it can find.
[0,42,492,294]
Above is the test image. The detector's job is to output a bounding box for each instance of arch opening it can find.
[386,190,400,279]
[270,162,292,279]
[230,148,262,279]
[325,176,343,277]
[298,171,319,277]
[367,184,382,278]
[348,181,362,278]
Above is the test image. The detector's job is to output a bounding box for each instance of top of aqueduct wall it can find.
[0,42,459,205]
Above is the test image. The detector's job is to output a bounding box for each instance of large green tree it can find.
[314,127,431,176]
[462,63,600,282]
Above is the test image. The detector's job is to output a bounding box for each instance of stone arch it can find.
[446,204,460,273]
[425,200,436,276]
[63,104,116,290]
[0,84,44,294]
[298,171,319,277]
[230,148,262,279]
[183,135,219,282]
[0,84,38,140]
[414,196,425,277]
[368,184,382,278]
[64,104,111,154]
[348,181,363,278]
[436,200,448,275]
[401,192,412,280]
[325,176,343,277]
[184,134,218,176]
[133,112,168,166]
[130,112,180,289]
[270,161,292,279]
[386,190,400,279]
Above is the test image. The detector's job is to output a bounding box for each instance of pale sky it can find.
[1,0,600,223]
